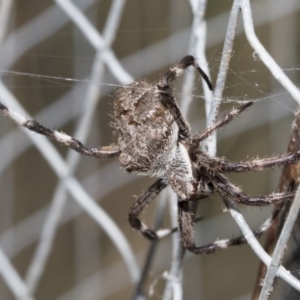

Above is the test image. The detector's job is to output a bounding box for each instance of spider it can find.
[0,55,299,254]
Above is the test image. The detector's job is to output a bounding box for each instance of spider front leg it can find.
[158,55,213,91]
[190,101,253,147]
[0,103,120,159]
[157,55,213,139]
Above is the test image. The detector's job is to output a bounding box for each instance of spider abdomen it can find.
[114,81,179,176]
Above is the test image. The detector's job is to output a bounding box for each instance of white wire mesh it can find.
[0,1,299,300]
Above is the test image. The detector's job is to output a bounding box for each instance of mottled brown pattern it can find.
[114,80,178,175]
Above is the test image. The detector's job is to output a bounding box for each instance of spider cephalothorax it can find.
[0,55,299,254]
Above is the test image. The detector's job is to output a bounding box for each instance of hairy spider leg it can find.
[157,55,213,139]
[158,55,213,91]
[127,174,286,254]
[128,176,206,239]
[178,201,237,254]
[129,176,277,254]
[178,201,273,254]
[177,172,295,255]
[196,150,300,173]
[186,185,296,256]
[190,101,253,146]
[209,172,295,206]
[0,103,120,159]
[128,179,169,240]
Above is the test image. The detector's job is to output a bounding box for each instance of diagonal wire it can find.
[0,0,96,71]
[24,0,129,293]
[238,0,300,298]
[258,186,300,299]
[55,0,133,85]
[240,0,300,104]
[213,0,300,293]
[0,161,136,259]
[206,0,241,156]
[0,246,35,300]
[223,196,300,292]
[0,1,36,298]
[237,0,300,295]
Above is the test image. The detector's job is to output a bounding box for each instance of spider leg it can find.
[158,55,213,91]
[190,101,253,146]
[157,55,213,139]
[177,177,291,255]
[196,151,300,173]
[210,172,295,206]
[178,201,233,254]
[128,178,170,240]
[0,103,120,159]
[128,178,205,240]
[179,203,272,254]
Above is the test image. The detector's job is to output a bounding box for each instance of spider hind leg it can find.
[211,172,295,206]
[177,169,295,255]
[178,200,272,254]
[178,201,219,254]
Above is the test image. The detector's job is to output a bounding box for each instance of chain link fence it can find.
[0,0,299,299]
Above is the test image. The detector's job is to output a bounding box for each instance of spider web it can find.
[0,0,299,300]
